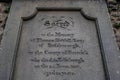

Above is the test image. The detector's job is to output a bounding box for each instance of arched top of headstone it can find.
[22,7,97,21]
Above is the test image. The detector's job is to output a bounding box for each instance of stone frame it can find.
[10,7,110,80]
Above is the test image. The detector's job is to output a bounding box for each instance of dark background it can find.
[1,0,12,2]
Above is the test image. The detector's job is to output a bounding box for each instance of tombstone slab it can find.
[0,0,120,80]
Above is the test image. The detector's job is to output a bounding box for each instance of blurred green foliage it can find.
[114,23,120,29]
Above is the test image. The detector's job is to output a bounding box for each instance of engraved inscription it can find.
[14,11,105,80]
[40,16,74,30]
[29,29,88,77]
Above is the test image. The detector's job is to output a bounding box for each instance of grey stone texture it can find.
[0,0,120,80]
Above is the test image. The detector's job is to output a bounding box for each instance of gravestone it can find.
[0,0,120,80]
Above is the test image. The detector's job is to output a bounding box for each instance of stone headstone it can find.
[0,0,120,80]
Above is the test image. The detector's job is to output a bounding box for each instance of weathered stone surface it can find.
[14,10,105,80]
[0,0,120,80]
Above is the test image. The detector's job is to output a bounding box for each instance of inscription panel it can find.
[13,11,105,80]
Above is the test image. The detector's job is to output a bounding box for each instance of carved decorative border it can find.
[10,7,110,80]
